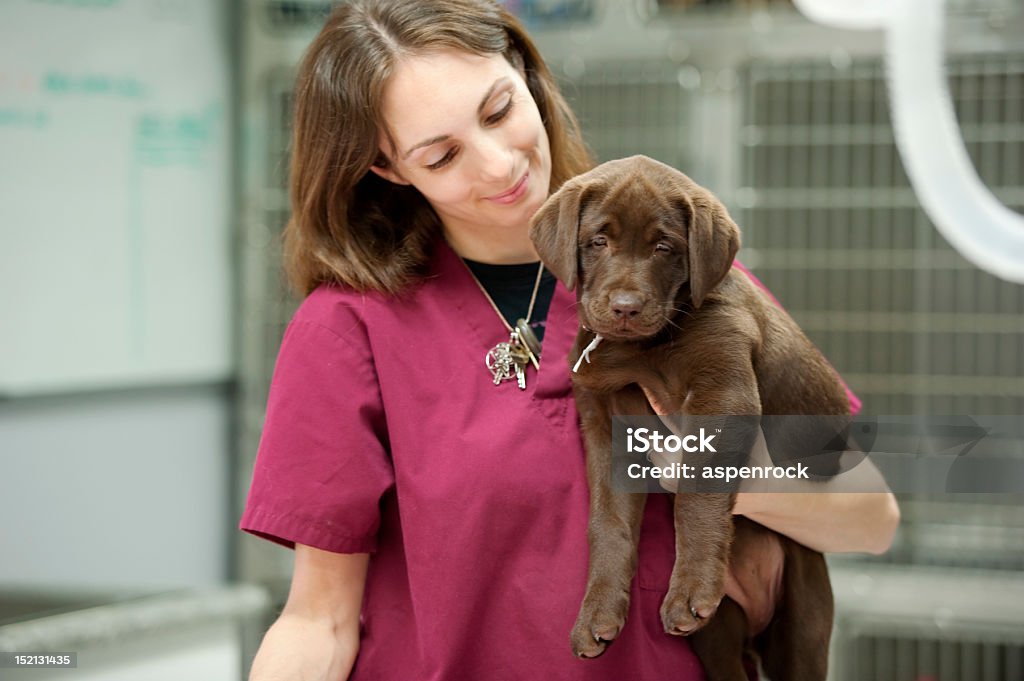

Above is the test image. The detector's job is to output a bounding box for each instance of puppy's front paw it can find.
[570,589,630,659]
[660,574,724,636]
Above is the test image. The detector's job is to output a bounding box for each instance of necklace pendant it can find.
[485,342,516,386]
[514,319,541,369]
[485,332,531,390]
[465,261,546,391]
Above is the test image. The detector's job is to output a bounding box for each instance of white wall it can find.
[0,387,232,588]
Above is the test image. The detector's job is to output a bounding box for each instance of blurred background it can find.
[1,0,1023,679]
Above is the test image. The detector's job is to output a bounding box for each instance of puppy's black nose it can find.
[610,292,644,319]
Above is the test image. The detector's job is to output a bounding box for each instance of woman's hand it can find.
[640,386,900,555]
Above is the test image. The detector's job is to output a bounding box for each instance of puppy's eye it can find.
[655,242,672,253]
[590,235,608,248]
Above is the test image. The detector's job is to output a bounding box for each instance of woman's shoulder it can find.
[290,279,429,338]
[289,283,382,339]
[289,240,446,337]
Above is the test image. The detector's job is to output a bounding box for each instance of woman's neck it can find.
[443,224,539,265]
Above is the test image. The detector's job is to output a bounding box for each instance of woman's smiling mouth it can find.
[486,171,530,204]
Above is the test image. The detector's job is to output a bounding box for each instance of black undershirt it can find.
[463,259,557,343]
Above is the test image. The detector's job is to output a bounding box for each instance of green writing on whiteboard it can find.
[0,109,49,128]
[135,105,222,168]
[44,72,145,98]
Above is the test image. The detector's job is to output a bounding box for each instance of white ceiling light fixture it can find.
[793,0,1024,284]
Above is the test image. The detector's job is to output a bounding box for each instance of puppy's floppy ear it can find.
[529,177,596,291]
[686,188,740,307]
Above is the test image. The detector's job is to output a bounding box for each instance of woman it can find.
[240,1,900,679]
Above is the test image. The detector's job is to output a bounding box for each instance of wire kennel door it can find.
[737,54,1024,575]
[740,56,1024,419]
[828,564,1024,681]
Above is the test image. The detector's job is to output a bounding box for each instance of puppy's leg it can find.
[661,371,760,636]
[689,597,750,681]
[570,387,648,659]
[757,542,833,681]
[661,491,735,635]
[690,517,785,681]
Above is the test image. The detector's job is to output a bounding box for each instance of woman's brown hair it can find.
[283,0,594,296]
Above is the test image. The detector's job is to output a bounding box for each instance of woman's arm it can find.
[642,389,901,556]
[249,545,368,681]
[733,488,899,555]
[734,428,899,555]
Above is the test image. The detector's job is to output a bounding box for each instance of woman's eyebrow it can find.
[401,77,512,160]
[402,134,449,160]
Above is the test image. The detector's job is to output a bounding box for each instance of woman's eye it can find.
[485,95,514,125]
[591,235,608,248]
[426,147,457,171]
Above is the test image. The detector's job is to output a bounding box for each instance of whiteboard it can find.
[0,0,232,395]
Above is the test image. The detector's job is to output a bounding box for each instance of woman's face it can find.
[371,49,552,259]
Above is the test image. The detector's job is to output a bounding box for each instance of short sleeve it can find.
[239,304,394,554]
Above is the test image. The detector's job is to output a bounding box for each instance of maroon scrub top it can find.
[240,239,859,680]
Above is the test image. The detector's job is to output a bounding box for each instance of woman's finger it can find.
[647,446,680,493]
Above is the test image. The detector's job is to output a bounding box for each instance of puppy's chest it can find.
[569,338,686,395]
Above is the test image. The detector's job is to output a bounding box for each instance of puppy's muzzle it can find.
[589,290,663,338]
[609,290,645,321]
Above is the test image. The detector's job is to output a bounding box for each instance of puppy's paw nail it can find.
[660,591,722,636]
[694,605,716,619]
[570,636,608,659]
[669,624,697,636]
[571,615,621,659]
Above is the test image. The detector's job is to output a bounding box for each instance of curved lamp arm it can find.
[793,0,1024,284]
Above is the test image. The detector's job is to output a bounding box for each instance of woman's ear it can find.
[368,157,411,186]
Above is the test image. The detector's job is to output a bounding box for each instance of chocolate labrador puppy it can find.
[530,155,847,681]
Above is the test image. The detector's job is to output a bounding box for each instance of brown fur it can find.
[530,155,845,680]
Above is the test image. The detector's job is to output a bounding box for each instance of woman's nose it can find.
[472,132,514,182]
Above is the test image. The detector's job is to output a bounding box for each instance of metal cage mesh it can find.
[846,634,1024,681]
[740,57,1024,418]
[561,59,695,171]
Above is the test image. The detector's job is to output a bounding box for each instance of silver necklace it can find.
[464,261,545,390]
